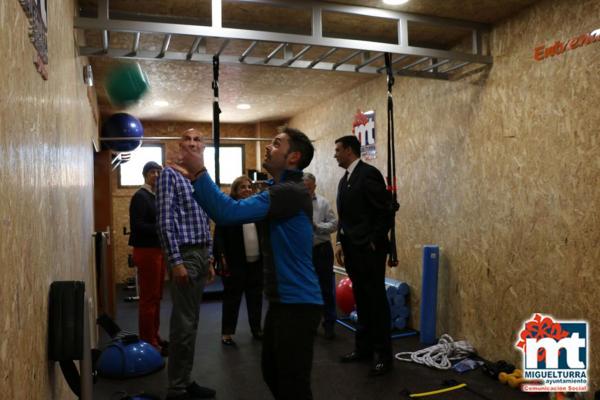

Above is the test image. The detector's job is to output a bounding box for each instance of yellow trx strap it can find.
[409,383,467,398]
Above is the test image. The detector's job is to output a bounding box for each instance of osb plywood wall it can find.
[110,120,284,283]
[0,0,98,399]
[291,0,600,391]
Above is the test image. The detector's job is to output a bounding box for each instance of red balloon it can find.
[336,278,355,315]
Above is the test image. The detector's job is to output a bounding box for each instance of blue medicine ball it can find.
[101,113,143,152]
[96,338,164,379]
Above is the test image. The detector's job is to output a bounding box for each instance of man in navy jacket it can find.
[178,127,323,400]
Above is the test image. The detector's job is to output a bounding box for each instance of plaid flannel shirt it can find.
[156,167,212,269]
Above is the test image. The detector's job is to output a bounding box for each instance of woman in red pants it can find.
[129,161,168,355]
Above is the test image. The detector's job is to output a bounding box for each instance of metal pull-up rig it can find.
[75,0,492,81]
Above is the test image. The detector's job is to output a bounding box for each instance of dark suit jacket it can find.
[336,160,393,247]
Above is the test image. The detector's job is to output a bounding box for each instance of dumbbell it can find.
[499,369,523,388]
[508,375,526,389]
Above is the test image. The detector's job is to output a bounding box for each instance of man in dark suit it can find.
[334,135,394,376]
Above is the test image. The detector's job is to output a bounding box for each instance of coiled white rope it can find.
[394,334,474,370]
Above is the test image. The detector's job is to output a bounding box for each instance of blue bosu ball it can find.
[101,113,144,152]
[96,338,164,379]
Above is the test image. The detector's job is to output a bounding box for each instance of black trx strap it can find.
[384,53,400,267]
[212,55,222,186]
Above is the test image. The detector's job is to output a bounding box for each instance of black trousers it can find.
[312,242,336,329]
[341,237,392,361]
[262,302,321,400]
[221,260,263,335]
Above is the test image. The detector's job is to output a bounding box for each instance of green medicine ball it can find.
[105,63,150,107]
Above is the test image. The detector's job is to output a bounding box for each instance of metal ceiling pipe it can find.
[131,32,141,55]
[284,45,312,66]
[355,52,383,72]
[376,55,408,72]
[441,61,470,73]
[187,36,203,60]
[332,50,361,70]
[158,34,172,58]
[264,42,287,64]
[239,41,259,62]
[216,39,230,56]
[399,56,430,70]
[101,30,109,53]
[308,47,338,68]
[99,136,274,142]
[421,58,450,72]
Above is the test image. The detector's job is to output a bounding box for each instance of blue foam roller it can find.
[386,285,398,299]
[397,306,410,318]
[397,282,409,296]
[389,303,401,319]
[393,294,405,306]
[419,245,439,345]
[394,317,407,330]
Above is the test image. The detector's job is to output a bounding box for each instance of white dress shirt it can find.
[312,194,338,246]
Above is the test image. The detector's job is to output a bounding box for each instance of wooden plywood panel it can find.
[0,0,98,398]
[290,0,599,391]
[78,0,539,30]
[88,56,376,123]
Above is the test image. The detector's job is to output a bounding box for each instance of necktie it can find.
[341,170,349,189]
[338,170,349,233]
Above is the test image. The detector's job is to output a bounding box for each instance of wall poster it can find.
[352,110,376,160]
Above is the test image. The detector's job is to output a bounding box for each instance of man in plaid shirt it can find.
[157,128,216,400]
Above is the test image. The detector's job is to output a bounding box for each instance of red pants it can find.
[133,247,165,348]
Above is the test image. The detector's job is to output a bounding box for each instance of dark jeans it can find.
[312,242,336,329]
[262,302,321,400]
[221,260,263,335]
[341,237,392,361]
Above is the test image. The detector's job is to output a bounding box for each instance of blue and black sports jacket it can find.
[191,169,323,305]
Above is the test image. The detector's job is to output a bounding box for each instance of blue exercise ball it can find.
[101,113,143,152]
[97,338,164,379]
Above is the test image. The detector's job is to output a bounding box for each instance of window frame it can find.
[204,144,246,186]
[117,143,166,188]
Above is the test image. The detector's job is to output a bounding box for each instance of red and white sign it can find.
[352,110,376,160]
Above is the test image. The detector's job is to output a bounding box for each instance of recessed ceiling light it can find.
[153,100,169,107]
[236,103,251,110]
[383,0,410,5]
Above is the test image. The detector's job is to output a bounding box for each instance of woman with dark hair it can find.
[213,175,264,346]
